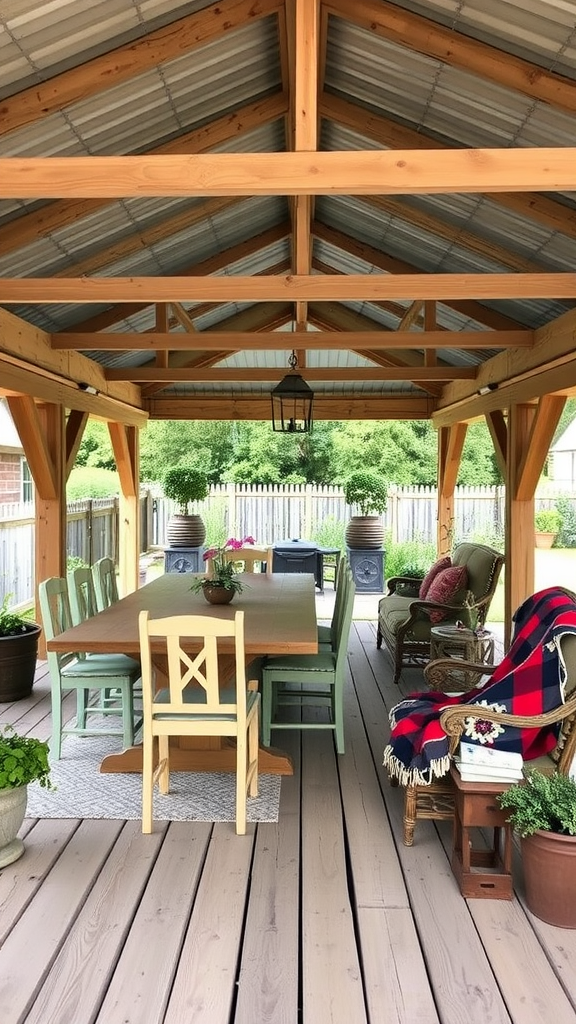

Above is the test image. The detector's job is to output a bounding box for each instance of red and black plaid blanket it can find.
[383,587,576,785]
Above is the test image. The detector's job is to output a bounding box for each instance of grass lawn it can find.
[488,547,576,623]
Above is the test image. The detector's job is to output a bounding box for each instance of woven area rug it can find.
[26,730,281,823]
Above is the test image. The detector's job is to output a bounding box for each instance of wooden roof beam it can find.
[321,94,576,240]
[6,273,573,302]
[144,395,434,420]
[53,330,532,351]
[1,149,575,198]
[0,94,288,260]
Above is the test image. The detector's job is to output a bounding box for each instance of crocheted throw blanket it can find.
[383,587,576,786]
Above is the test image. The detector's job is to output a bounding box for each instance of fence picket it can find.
[1,484,572,609]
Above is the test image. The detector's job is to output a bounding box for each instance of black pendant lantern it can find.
[270,351,314,433]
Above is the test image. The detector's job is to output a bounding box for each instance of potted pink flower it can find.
[190,536,256,603]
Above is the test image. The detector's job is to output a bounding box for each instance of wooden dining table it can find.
[46,571,318,775]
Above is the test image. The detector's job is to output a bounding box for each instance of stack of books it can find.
[453,741,524,783]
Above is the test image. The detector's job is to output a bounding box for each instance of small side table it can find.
[430,625,495,666]
[450,767,514,900]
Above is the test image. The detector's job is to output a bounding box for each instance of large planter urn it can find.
[0,623,42,702]
[0,785,27,867]
[345,515,384,550]
[166,513,206,549]
[521,829,576,927]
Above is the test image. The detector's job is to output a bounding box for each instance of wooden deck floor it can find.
[2,619,576,1024]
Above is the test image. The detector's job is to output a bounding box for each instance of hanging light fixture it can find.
[270,350,314,433]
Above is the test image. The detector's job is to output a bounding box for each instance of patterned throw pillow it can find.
[418,555,451,599]
[426,564,469,623]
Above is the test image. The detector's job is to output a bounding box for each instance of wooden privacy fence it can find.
[154,483,507,549]
[1,484,569,610]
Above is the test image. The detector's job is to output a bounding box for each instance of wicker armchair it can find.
[377,542,504,685]
[398,632,576,846]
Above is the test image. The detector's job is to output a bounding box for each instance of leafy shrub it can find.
[0,726,52,790]
[534,509,562,534]
[555,497,576,548]
[312,516,346,550]
[498,769,576,837]
[344,471,388,515]
[384,539,436,580]
[163,465,208,513]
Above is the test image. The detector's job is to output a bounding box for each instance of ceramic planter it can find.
[202,584,235,605]
[0,623,42,702]
[345,515,384,550]
[166,513,206,549]
[521,829,576,927]
[0,785,27,867]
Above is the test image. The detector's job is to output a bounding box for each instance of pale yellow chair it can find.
[137,609,260,835]
[211,546,273,575]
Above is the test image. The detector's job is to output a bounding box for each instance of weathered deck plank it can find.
[0,820,124,1024]
[234,736,300,1024]
[0,622,575,1024]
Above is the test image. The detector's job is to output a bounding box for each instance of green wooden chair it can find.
[39,576,141,759]
[261,568,355,753]
[318,555,349,650]
[92,556,119,611]
[68,564,142,704]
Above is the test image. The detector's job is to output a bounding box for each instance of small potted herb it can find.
[497,768,576,927]
[0,595,42,702]
[0,725,52,867]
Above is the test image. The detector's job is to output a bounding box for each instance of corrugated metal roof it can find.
[0,0,574,411]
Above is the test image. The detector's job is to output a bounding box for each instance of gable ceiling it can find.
[1,0,576,425]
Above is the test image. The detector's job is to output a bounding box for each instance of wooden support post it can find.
[7,398,66,657]
[108,422,140,597]
[437,423,467,556]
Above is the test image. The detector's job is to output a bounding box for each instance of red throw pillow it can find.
[418,555,451,599]
[426,565,468,623]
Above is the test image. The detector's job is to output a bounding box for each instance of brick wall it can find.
[0,454,22,502]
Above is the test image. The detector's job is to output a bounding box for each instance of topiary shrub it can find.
[343,471,388,516]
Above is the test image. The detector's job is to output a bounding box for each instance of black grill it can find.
[272,540,323,591]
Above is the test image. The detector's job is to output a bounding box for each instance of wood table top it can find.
[47,571,318,656]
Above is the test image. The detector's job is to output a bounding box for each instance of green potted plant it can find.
[163,464,209,548]
[0,595,42,702]
[343,470,388,549]
[190,536,256,604]
[0,724,52,867]
[497,768,576,927]
[534,508,562,549]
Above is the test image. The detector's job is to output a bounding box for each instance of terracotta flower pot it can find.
[202,584,235,605]
[166,513,206,549]
[521,829,576,928]
[345,515,384,550]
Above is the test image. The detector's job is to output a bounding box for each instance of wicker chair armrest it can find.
[424,657,497,693]
[439,694,576,756]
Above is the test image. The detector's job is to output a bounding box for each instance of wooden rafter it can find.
[326,0,576,115]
